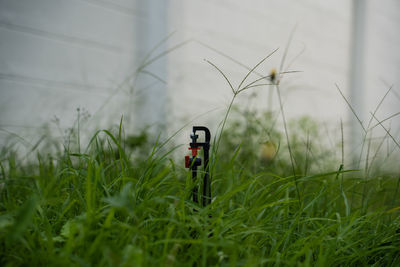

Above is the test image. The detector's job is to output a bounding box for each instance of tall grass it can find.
[0,116,399,266]
[1,44,400,266]
[1,98,400,266]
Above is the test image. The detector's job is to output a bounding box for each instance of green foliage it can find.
[218,106,336,177]
[0,118,399,266]
[1,39,399,265]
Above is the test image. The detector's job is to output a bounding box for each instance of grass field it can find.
[0,106,399,266]
[1,47,400,266]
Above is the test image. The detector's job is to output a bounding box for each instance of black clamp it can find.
[185,126,211,206]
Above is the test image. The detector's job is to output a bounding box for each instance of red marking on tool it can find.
[185,155,190,168]
[189,147,201,156]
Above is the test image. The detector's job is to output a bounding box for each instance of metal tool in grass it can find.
[184,126,211,207]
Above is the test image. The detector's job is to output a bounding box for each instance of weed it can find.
[0,43,399,266]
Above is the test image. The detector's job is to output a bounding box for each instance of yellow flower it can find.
[260,140,277,161]
[269,68,277,83]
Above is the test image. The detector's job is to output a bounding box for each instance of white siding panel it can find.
[0,28,127,90]
[364,0,400,133]
[0,0,398,151]
[79,0,142,16]
[0,77,128,129]
[167,0,352,137]
[0,0,141,145]
[0,0,139,52]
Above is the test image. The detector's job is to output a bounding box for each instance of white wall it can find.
[0,0,399,155]
[0,0,147,147]
[364,0,400,133]
[167,0,352,128]
[166,0,399,157]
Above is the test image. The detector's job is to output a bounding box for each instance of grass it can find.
[1,45,400,266]
[0,117,399,266]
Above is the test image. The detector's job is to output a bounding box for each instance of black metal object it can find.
[185,126,211,206]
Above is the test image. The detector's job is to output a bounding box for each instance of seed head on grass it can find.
[269,68,277,84]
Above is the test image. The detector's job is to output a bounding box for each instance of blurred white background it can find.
[0,0,399,156]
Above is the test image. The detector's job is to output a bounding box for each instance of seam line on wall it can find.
[0,72,112,96]
[0,21,123,54]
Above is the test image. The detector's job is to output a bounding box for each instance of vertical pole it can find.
[189,126,211,207]
[133,0,168,132]
[192,165,199,203]
[202,144,210,206]
[349,0,366,166]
